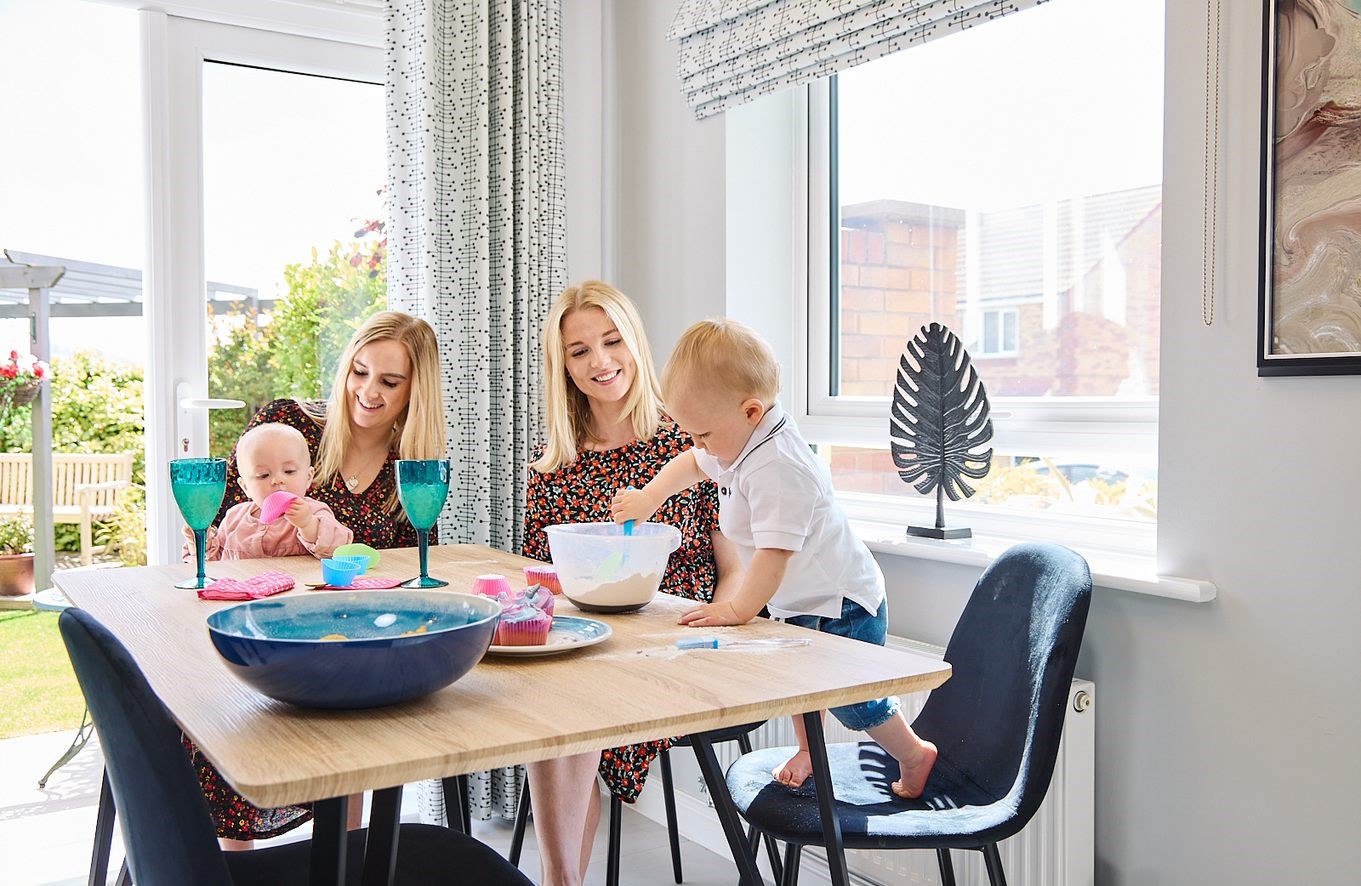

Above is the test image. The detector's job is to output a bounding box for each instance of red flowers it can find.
[0,351,49,409]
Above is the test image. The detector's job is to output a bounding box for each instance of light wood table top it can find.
[56,544,951,809]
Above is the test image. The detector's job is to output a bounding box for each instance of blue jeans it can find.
[784,597,901,731]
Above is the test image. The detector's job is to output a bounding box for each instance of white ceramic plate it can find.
[486,615,613,657]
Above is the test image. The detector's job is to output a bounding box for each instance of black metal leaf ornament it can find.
[889,322,994,539]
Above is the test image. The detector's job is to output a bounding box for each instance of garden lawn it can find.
[0,609,85,737]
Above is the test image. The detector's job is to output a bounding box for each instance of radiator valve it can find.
[1073,690,1093,713]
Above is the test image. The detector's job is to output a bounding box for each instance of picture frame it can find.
[1258,0,1361,376]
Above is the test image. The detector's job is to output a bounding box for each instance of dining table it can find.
[55,543,952,886]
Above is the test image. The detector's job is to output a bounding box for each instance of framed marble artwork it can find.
[1259,0,1361,375]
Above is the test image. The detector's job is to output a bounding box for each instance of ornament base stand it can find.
[907,525,972,540]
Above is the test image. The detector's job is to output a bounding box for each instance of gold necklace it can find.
[343,450,386,491]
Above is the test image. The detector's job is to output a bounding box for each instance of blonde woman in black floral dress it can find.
[186,311,447,848]
[524,282,744,886]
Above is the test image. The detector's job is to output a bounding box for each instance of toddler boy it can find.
[611,319,936,797]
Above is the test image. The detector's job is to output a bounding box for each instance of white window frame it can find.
[976,307,1020,357]
[141,7,382,564]
[789,74,1172,587]
[795,78,1160,463]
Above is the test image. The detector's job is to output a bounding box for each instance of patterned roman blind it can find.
[669,0,1047,118]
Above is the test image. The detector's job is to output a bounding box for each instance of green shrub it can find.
[0,514,34,555]
[94,485,148,566]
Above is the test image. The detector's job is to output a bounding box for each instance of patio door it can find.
[144,15,383,564]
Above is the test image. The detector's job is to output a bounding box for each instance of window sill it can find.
[850,517,1217,603]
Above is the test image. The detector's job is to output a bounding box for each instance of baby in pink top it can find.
[183,423,353,562]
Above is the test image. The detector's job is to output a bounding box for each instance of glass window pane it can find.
[826,445,1157,522]
[833,0,1163,400]
[202,62,387,457]
[0,0,144,365]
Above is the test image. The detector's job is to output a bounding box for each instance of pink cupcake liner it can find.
[495,610,550,646]
[523,565,562,595]
[471,573,512,597]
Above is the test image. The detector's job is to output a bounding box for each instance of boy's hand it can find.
[678,600,750,627]
[610,487,659,525]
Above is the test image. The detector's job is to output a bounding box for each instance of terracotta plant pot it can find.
[0,552,35,596]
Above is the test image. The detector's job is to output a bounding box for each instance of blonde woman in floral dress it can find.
[523,281,744,886]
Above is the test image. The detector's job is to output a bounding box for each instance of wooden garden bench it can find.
[0,452,134,565]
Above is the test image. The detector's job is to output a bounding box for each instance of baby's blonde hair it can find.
[662,318,781,408]
[237,423,310,470]
[533,281,664,474]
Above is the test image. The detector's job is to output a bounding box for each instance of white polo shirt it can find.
[691,404,885,620]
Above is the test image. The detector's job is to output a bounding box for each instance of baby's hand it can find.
[610,487,657,525]
[678,601,748,628]
[282,499,308,527]
[283,499,319,538]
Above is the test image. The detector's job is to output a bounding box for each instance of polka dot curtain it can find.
[386,0,567,557]
[386,0,566,824]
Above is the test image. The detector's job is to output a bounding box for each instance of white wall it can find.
[607,0,726,358]
[566,0,1361,881]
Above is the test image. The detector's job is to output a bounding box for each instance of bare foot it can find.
[772,749,815,788]
[891,740,937,799]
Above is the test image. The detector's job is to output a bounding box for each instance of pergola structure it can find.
[0,249,270,319]
[0,249,265,588]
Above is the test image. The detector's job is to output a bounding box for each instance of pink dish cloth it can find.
[197,571,296,601]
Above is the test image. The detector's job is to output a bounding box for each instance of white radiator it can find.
[633,634,1095,886]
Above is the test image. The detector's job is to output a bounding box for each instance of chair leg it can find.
[112,859,131,886]
[441,775,470,835]
[935,848,957,886]
[659,748,683,883]
[458,774,471,832]
[88,768,116,886]
[981,843,1008,886]
[508,777,531,866]
[781,842,801,886]
[606,794,623,886]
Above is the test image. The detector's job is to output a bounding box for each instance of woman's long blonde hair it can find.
[309,311,446,513]
[532,281,663,474]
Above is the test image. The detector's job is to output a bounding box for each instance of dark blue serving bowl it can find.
[206,591,501,709]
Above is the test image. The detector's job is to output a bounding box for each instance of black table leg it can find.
[362,786,403,886]
[689,732,764,886]
[310,795,348,886]
[803,712,848,886]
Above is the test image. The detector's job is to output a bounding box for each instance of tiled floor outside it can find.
[0,728,764,885]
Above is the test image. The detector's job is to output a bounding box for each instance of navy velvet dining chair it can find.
[724,542,1092,886]
[58,606,532,886]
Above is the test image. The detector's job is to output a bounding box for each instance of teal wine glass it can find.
[170,457,228,590]
[396,458,451,588]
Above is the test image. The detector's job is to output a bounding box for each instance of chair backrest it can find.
[912,542,1091,825]
[59,608,234,886]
